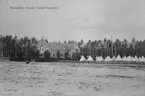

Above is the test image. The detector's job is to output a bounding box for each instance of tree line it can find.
[78,37,145,60]
[0,35,38,60]
[0,34,145,61]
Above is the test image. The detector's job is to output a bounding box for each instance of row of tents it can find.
[79,55,145,63]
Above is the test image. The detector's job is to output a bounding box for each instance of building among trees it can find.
[36,37,80,59]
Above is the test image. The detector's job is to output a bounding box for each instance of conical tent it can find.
[96,56,101,62]
[126,56,129,61]
[105,56,112,61]
[122,56,127,61]
[140,56,145,62]
[116,55,122,61]
[96,56,103,62]
[135,56,138,59]
[139,57,142,61]
[130,56,134,62]
[100,56,104,61]
[134,56,139,62]
[104,56,108,61]
[87,55,94,61]
[127,56,131,61]
[112,56,116,61]
[79,55,86,61]
[95,56,99,61]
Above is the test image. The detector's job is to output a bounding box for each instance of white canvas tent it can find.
[140,56,145,62]
[87,55,94,61]
[104,56,108,61]
[134,56,139,62]
[79,55,86,61]
[139,57,142,62]
[105,56,112,62]
[99,56,104,61]
[95,56,99,61]
[112,56,116,61]
[122,56,127,61]
[130,56,134,62]
[116,55,122,61]
[126,56,131,61]
[96,56,104,62]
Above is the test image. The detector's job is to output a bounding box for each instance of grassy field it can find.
[0,61,145,96]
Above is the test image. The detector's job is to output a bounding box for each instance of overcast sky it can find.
[0,0,145,42]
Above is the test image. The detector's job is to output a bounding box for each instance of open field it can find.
[0,62,145,96]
